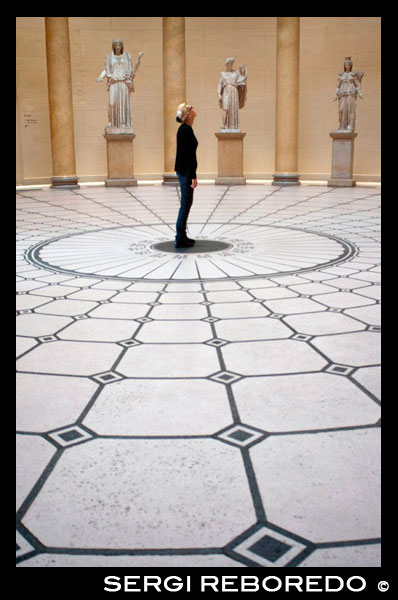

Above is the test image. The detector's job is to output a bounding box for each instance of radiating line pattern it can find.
[26,223,354,282]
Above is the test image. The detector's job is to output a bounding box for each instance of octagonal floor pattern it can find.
[16,183,381,567]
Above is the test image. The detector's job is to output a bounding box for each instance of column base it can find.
[272,173,300,186]
[50,176,79,189]
[105,178,137,187]
[327,178,356,187]
[215,177,246,185]
[162,173,179,185]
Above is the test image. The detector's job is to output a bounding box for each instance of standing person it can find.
[174,103,198,248]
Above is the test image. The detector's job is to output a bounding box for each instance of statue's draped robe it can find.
[218,70,247,131]
[336,71,362,131]
[105,52,134,128]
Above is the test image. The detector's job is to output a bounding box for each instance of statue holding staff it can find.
[97,39,144,130]
[333,57,364,132]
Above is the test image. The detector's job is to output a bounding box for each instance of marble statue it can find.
[333,57,364,132]
[218,57,248,132]
[97,39,143,130]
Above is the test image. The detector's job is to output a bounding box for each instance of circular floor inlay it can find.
[26,223,356,282]
[152,240,232,254]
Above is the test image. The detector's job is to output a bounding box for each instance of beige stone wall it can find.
[16,17,380,184]
[299,17,381,181]
[69,17,163,181]
[16,16,163,184]
[16,17,52,184]
[185,17,277,179]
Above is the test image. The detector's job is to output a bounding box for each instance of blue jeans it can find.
[176,173,194,242]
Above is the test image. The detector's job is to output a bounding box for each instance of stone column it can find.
[273,17,300,186]
[162,17,186,185]
[45,17,79,188]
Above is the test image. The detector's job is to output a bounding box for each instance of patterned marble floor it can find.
[16,183,381,567]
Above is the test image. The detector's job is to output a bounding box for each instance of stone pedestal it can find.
[215,132,246,185]
[328,131,357,187]
[104,129,137,187]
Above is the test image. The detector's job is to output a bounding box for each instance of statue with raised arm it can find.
[218,57,248,132]
[97,39,143,130]
[333,57,364,132]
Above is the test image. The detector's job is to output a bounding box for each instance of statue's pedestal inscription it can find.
[104,130,137,187]
[328,131,357,187]
[215,132,246,185]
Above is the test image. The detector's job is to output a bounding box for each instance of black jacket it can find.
[174,123,198,180]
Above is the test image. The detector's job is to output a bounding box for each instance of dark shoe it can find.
[184,236,196,244]
[174,239,194,248]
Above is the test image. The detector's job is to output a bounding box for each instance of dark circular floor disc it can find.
[151,240,233,254]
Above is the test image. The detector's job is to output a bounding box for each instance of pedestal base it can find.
[215,177,246,185]
[104,130,136,187]
[328,131,357,187]
[327,178,356,187]
[105,178,137,187]
[215,132,246,185]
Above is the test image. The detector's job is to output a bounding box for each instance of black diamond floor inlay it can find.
[248,534,292,563]
[16,182,381,568]
[59,429,84,442]
[228,430,254,442]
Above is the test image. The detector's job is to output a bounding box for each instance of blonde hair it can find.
[176,102,190,123]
